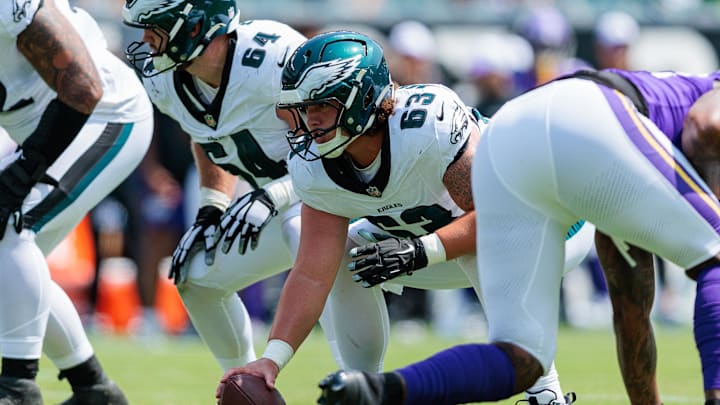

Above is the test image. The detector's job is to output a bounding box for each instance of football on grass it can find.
[218,373,286,405]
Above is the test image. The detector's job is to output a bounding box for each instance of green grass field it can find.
[36,324,702,404]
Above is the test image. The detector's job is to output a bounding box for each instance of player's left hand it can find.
[348,237,429,287]
[217,189,278,255]
[216,358,280,398]
[0,149,47,240]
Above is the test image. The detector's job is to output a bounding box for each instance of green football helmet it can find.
[278,31,392,160]
[122,0,239,76]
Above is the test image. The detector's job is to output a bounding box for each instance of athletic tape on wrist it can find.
[419,233,446,267]
[199,187,231,211]
[262,339,294,371]
[263,175,298,209]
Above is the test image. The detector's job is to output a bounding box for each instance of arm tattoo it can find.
[443,133,478,211]
[595,232,661,405]
[15,1,101,114]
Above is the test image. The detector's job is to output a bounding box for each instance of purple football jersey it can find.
[610,69,720,148]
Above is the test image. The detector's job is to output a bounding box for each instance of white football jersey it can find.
[144,19,306,188]
[0,0,150,143]
[291,84,482,238]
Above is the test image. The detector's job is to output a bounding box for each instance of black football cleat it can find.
[317,370,384,405]
[0,376,43,405]
[562,392,577,404]
[60,378,128,405]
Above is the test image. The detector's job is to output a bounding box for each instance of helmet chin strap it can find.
[151,3,198,73]
[152,54,178,72]
[317,127,354,159]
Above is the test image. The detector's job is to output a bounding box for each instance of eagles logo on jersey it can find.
[449,101,470,145]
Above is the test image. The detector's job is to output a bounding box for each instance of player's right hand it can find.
[0,148,47,240]
[169,205,224,285]
[348,237,429,287]
[217,189,277,255]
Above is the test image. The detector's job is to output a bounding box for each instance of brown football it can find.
[218,373,286,405]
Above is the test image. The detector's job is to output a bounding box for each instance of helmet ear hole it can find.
[190,21,202,37]
[363,86,375,109]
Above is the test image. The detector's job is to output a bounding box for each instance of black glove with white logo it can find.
[0,148,48,240]
[169,205,224,285]
[348,237,429,288]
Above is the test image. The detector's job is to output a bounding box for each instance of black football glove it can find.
[217,188,277,255]
[348,237,429,288]
[169,205,224,285]
[0,148,47,240]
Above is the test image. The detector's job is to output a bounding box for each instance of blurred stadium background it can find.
[22,0,720,403]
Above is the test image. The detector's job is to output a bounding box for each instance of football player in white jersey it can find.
[0,0,153,403]
[123,0,436,386]
[218,31,593,405]
[122,0,324,373]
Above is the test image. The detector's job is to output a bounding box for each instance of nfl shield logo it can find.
[204,114,217,128]
[366,186,382,197]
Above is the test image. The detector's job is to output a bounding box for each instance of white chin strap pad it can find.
[318,128,353,158]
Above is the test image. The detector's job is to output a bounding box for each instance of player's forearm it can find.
[435,212,476,261]
[595,232,661,405]
[267,267,333,355]
[266,205,347,365]
[192,142,237,197]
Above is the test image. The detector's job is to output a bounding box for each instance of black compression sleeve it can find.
[22,98,90,164]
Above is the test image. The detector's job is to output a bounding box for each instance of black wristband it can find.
[412,237,429,271]
[23,98,90,165]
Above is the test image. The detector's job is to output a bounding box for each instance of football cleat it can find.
[60,378,128,405]
[0,376,43,405]
[563,392,577,404]
[317,370,383,405]
[518,388,577,405]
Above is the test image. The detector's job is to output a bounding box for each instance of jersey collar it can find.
[173,32,237,130]
[322,131,391,198]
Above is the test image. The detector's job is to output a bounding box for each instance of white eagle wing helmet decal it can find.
[123,0,184,24]
[283,55,362,104]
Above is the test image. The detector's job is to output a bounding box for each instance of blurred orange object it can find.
[154,257,189,335]
[94,257,141,334]
[46,216,96,316]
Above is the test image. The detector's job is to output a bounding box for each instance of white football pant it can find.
[473,78,720,371]
[0,117,153,366]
